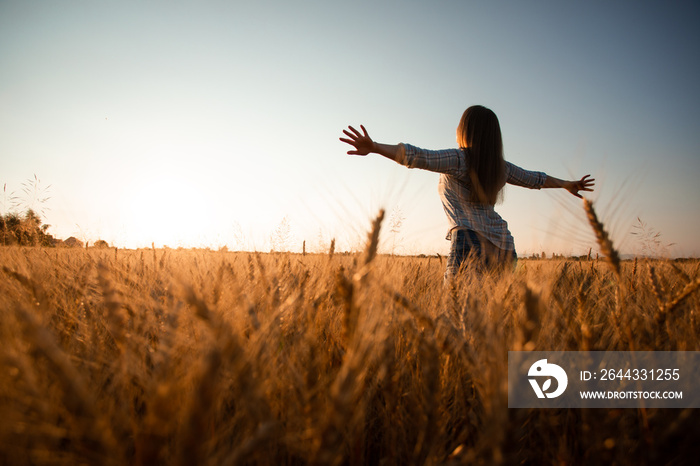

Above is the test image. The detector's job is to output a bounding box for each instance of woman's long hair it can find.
[457,105,506,205]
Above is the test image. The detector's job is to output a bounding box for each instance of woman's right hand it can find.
[340,125,375,156]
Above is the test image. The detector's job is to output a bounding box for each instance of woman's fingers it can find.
[348,125,362,137]
[579,175,595,191]
[342,126,368,141]
[568,175,595,199]
[340,125,371,156]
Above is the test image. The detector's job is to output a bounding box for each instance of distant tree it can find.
[1,176,54,246]
[0,209,55,246]
[63,237,84,248]
[93,239,110,249]
[0,212,20,245]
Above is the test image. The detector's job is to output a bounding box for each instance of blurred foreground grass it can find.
[1,229,699,464]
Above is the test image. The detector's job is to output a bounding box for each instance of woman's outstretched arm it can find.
[340,125,406,164]
[341,125,595,198]
[542,174,595,198]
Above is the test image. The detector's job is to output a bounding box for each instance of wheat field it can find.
[1,208,699,465]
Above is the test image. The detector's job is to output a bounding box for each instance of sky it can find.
[1,0,699,257]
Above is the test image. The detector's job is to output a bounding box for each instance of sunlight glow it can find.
[123,170,211,248]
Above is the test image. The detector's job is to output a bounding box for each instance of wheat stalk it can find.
[664,276,700,314]
[353,209,384,285]
[583,199,621,278]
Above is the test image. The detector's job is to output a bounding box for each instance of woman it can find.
[339,105,595,280]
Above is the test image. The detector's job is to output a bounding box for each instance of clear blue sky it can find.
[1,0,699,256]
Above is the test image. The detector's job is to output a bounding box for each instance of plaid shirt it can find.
[399,143,547,251]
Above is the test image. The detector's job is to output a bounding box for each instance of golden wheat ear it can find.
[583,199,621,278]
[353,209,385,284]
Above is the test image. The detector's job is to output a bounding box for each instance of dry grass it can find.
[1,209,699,465]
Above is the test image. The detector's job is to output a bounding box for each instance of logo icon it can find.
[528,359,568,398]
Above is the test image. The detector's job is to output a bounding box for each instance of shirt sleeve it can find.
[505,162,547,189]
[398,143,466,177]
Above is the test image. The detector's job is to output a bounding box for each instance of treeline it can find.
[0,209,111,248]
[0,209,56,247]
[2,176,68,247]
